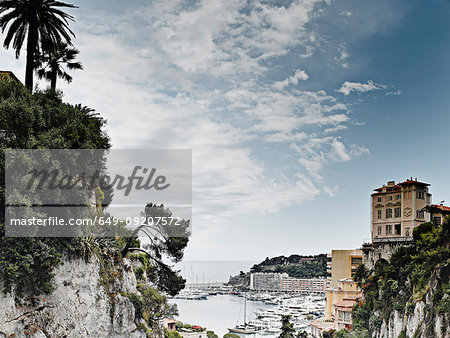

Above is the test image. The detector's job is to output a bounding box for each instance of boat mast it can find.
[244,292,246,326]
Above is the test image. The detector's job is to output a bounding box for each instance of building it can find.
[250,272,325,293]
[310,318,335,338]
[333,294,362,331]
[280,277,326,294]
[250,272,288,291]
[371,178,431,241]
[361,178,450,270]
[163,318,177,332]
[327,250,363,289]
[430,203,450,225]
[325,277,360,321]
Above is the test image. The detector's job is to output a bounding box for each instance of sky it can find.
[2,0,450,261]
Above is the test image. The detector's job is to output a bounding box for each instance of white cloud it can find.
[273,69,309,89]
[386,89,403,96]
[0,0,371,233]
[337,80,386,95]
[334,43,349,68]
[339,10,353,17]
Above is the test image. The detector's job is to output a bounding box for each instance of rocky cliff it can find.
[374,265,449,338]
[0,256,146,338]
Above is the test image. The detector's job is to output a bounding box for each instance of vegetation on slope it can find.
[351,217,450,337]
[251,254,327,278]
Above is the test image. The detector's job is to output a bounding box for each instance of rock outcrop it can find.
[0,256,146,338]
[373,266,449,338]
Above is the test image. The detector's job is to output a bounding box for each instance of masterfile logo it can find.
[5,149,192,238]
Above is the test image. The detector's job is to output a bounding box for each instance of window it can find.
[377,196,382,203]
[416,188,425,199]
[377,225,382,235]
[377,209,382,219]
[395,207,401,218]
[404,191,411,199]
[339,311,344,320]
[416,209,424,219]
[396,194,402,200]
[388,195,393,201]
[386,208,393,218]
[395,224,401,235]
[344,312,351,321]
[406,228,410,237]
[386,224,392,235]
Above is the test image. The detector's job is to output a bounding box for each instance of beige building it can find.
[325,277,360,321]
[327,250,362,289]
[362,178,450,270]
[371,178,431,241]
[333,294,362,331]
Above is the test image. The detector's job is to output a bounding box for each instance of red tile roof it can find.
[398,180,430,186]
[432,204,450,212]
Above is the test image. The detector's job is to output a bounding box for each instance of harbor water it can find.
[168,294,279,337]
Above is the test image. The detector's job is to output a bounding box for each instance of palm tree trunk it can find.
[25,22,38,91]
[51,69,57,90]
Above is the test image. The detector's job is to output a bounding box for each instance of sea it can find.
[168,294,278,338]
[173,260,258,285]
[169,260,278,337]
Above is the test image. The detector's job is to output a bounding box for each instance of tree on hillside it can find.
[36,41,82,90]
[121,203,190,296]
[0,80,110,302]
[0,0,77,90]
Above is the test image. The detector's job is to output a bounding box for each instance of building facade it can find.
[250,272,325,293]
[250,272,288,291]
[327,250,363,289]
[371,179,431,241]
[362,178,450,270]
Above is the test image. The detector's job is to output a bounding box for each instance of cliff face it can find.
[0,257,146,338]
[373,266,449,338]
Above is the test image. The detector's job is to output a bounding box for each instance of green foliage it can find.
[136,283,178,331]
[207,330,219,338]
[223,334,240,338]
[0,80,111,302]
[278,315,295,338]
[122,203,189,296]
[335,329,352,338]
[164,329,182,338]
[352,218,450,337]
[250,254,327,278]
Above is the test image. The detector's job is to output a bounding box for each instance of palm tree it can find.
[0,0,77,91]
[36,41,82,90]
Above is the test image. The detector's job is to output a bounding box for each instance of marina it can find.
[169,290,325,337]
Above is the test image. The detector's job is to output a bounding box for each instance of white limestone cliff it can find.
[0,257,147,338]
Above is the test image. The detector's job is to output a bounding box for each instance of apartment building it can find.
[327,250,363,289]
[250,272,288,291]
[371,178,431,241]
[250,272,325,293]
[280,277,326,294]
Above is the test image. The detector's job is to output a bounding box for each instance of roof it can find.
[310,318,335,331]
[0,70,20,82]
[334,300,356,310]
[397,179,430,186]
[343,293,363,300]
[432,204,450,212]
[372,178,430,195]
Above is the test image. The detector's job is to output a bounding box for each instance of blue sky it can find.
[2,0,450,260]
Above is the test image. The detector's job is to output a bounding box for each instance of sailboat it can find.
[228,293,257,334]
